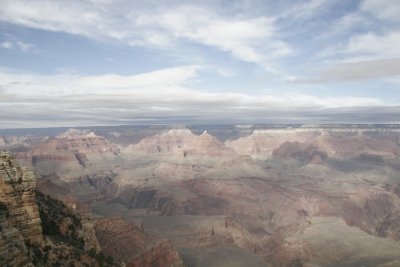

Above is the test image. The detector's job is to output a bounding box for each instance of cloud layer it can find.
[0,66,392,128]
[0,0,292,73]
[0,0,400,128]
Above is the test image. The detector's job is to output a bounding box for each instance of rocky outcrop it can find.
[0,212,32,266]
[94,217,184,267]
[272,142,327,164]
[127,128,234,157]
[225,129,319,159]
[18,129,120,171]
[226,128,400,159]
[52,129,120,154]
[0,152,103,266]
[0,135,49,151]
[0,151,42,244]
[342,192,400,239]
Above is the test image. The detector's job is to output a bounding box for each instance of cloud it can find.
[361,0,400,22]
[0,39,35,52]
[300,0,400,83]
[296,57,400,83]
[323,57,400,81]
[280,0,330,20]
[134,6,292,69]
[317,13,369,40]
[318,30,400,62]
[1,41,13,49]
[0,67,391,128]
[16,41,35,52]
[0,65,200,96]
[0,0,291,72]
[342,30,400,60]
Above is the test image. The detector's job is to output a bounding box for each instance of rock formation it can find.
[0,151,101,266]
[272,141,327,164]
[4,125,400,266]
[127,128,234,157]
[94,216,184,267]
[0,151,42,244]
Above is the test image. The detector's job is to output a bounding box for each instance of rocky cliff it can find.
[0,151,43,244]
[1,151,186,266]
[94,216,184,267]
[0,151,103,266]
[127,128,234,157]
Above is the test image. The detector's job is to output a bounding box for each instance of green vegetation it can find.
[36,191,84,249]
[0,201,9,218]
[32,191,120,266]
[88,248,115,266]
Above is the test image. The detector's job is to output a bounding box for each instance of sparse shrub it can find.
[0,202,9,218]
[88,248,96,258]
[106,255,114,264]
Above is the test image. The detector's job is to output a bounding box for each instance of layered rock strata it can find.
[0,151,42,244]
[94,216,184,267]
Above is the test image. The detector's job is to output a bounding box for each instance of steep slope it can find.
[226,127,400,160]
[94,216,184,267]
[0,151,103,266]
[16,129,121,180]
[271,217,400,267]
[0,151,43,244]
[272,141,327,164]
[126,128,234,157]
[225,128,320,159]
[120,128,264,184]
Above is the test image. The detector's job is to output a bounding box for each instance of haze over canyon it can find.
[2,124,400,266]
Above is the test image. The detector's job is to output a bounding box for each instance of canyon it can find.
[0,151,183,267]
[1,124,400,266]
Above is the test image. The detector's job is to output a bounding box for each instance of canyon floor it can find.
[2,124,400,266]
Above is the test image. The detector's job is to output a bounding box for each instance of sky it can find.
[0,0,400,128]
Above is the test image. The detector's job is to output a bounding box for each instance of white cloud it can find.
[0,0,291,72]
[342,30,400,60]
[0,66,381,108]
[0,67,387,128]
[318,13,368,40]
[361,0,400,22]
[307,1,400,82]
[280,0,330,20]
[0,41,13,49]
[78,65,200,92]
[0,57,394,127]
[316,30,400,64]
[302,57,400,83]
[0,40,35,52]
[135,6,292,65]
[0,65,200,96]
[16,41,34,52]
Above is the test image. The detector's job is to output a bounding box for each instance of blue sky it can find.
[0,0,400,128]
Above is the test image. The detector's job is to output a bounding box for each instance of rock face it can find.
[93,216,184,267]
[0,135,49,151]
[0,151,41,266]
[15,129,121,181]
[272,141,327,164]
[225,129,319,159]
[27,129,120,160]
[0,209,32,266]
[128,128,233,157]
[6,125,400,267]
[0,152,102,266]
[0,151,43,244]
[226,127,400,159]
[53,129,120,154]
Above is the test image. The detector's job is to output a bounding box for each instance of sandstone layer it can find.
[94,216,184,267]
